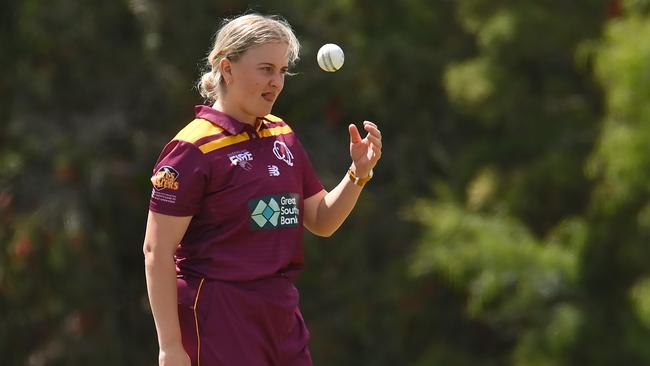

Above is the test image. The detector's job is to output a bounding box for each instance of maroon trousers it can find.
[177,276,312,366]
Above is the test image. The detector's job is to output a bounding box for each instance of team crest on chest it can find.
[228,150,254,171]
[273,141,294,167]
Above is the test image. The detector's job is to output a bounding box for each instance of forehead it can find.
[239,42,289,66]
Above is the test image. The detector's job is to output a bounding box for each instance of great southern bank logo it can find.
[249,193,300,230]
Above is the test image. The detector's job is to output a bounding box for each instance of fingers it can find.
[363,121,378,130]
[363,121,382,150]
[367,134,382,149]
[363,121,381,138]
[370,139,382,161]
[349,124,363,144]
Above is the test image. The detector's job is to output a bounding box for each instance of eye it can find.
[260,66,273,73]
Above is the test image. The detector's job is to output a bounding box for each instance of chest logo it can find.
[228,150,254,171]
[268,165,280,177]
[249,193,300,230]
[273,141,294,167]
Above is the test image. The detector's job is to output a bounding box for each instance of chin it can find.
[257,106,274,117]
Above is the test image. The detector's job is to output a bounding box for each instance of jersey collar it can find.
[194,105,265,135]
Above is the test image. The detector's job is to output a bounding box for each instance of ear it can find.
[219,58,233,85]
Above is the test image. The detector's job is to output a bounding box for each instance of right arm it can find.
[143,211,193,366]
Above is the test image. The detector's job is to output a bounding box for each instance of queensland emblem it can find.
[273,141,294,167]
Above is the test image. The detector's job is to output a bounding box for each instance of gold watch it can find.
[348,168,374,187]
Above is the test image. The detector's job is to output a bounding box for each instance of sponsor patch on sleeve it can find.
[150,166,180,204]
[151,166,180,191]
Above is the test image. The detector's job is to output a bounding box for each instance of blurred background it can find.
[2,0,650,365]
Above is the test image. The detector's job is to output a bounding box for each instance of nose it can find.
[270,71,284,89]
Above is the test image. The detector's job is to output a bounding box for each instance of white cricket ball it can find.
[317,43,345,72]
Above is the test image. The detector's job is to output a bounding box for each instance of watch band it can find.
[348,168,373,187]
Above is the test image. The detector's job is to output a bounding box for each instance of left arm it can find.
[303,121,382,237]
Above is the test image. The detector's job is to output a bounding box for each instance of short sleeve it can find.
[148,140,209,216]
[296,138,324,199]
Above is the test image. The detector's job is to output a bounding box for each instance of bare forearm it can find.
[144,251,183,349]
[312,173,364,236]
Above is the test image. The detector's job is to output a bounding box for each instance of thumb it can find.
[348,124,363,144]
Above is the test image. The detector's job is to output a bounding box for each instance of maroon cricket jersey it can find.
[149,106,324,282]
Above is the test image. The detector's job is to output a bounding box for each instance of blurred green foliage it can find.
[2,0,650,365]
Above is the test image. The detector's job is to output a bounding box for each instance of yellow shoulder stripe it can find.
[263,114,284,123]
[199,133,250,154]
[259,125,293,138]
[174,119,224,144]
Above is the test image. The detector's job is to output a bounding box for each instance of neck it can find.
[212,99,256,126]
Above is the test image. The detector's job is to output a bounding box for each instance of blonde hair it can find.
[197,14,301,103]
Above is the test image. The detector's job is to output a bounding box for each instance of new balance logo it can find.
[268,165,280,177]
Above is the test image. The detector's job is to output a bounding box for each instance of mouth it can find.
[262,92,276,103]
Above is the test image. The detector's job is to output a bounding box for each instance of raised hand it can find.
[348,121,382,178]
